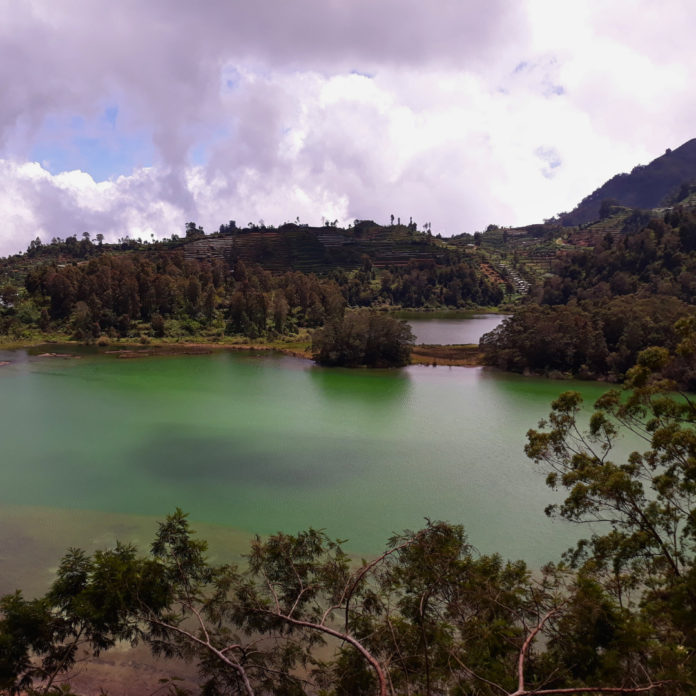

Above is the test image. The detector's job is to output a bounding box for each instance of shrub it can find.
[311,310,414,367]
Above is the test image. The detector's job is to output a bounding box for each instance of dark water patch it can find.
[308,366,411,405]
[0,346,630,567]
[136,429,369,488]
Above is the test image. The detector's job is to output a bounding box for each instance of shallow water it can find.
[395,311,509,344]
[0,340,623,593]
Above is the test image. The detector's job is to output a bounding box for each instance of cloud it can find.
[1,0,695,256]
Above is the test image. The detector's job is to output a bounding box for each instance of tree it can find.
[96,234,104,245]
[599,198,620,220]
[311,311,414,367]
[203,285,216,321]
[273,292,288,333]
[3,512,689,696]
[151,314,165,338]
[1,286,18,307]
[525,335,696,681]
[185,222,204,238]
[0,547,143,694]
[186,277,201,312]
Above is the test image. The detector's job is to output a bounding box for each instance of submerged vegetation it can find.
[2,338,696,695]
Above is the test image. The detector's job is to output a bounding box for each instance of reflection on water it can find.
[0,343,633,598]
[308,364,411,404]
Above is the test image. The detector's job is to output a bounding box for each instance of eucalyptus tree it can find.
[526,329,696,690]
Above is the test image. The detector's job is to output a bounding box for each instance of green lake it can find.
[0,334,624,594]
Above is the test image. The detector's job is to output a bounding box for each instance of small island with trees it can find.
[0,219,505,369]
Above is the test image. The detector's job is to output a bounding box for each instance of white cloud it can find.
[0,0,695,256]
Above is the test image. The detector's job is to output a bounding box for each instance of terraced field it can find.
[461,225,563,291]
[182,224,448,274]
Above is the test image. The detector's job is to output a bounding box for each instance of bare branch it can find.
[517,602,568,694]
[142,616,256,696]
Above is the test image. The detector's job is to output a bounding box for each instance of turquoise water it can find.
[0,344,617,578]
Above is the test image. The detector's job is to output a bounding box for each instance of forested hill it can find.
[559,138,696,225]
[183,220,449,274]
[480,207,696,384]
[0,220,506,351]
[1,220,453,281]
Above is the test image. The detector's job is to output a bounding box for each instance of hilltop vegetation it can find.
[559,138,696,225]
[481,208,696,381]
[7,138,696,376]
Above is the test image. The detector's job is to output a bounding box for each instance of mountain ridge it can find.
[559,138,696,226]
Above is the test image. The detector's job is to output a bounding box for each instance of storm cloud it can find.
[1,0,695,255]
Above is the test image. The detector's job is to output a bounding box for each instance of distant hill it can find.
[181,222,448,273]
[559,138,696,226]
[1,222,454,285]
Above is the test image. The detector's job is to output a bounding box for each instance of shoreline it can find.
[1,337,487,369]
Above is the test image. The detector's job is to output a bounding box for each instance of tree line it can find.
[481,208,696,380]
[2,330,696,694]
[1,244,502,351]
[535,210,696,307]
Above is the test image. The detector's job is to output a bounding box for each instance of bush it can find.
[16,303,40,325]
[151,314,166,337]
[311,311,414,367]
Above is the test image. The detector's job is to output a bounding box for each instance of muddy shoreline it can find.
[2,339,484,368]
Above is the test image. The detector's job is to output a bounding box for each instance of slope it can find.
[560,138,696,226]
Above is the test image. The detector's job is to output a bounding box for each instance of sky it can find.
[1,0,695,257]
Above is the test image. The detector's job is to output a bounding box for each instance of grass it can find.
[410,344,483,367]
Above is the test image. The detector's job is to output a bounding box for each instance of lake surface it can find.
[395,312,510,345]
[0,339,625,595]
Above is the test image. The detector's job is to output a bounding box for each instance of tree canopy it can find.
[311,311,415,367]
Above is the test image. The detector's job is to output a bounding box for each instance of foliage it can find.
[311,311,415,367]
[480,296,695,381]
[8,327,696,694]
[535,211,696,306]
[525,332,696,694]
[4,509,693,695]
[2,242,502,345]
[0,545,150,695]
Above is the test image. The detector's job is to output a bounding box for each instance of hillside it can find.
[0,218,507,348]
[559,138,696,225]
[1,221,452,285]
[182,221,449,273]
